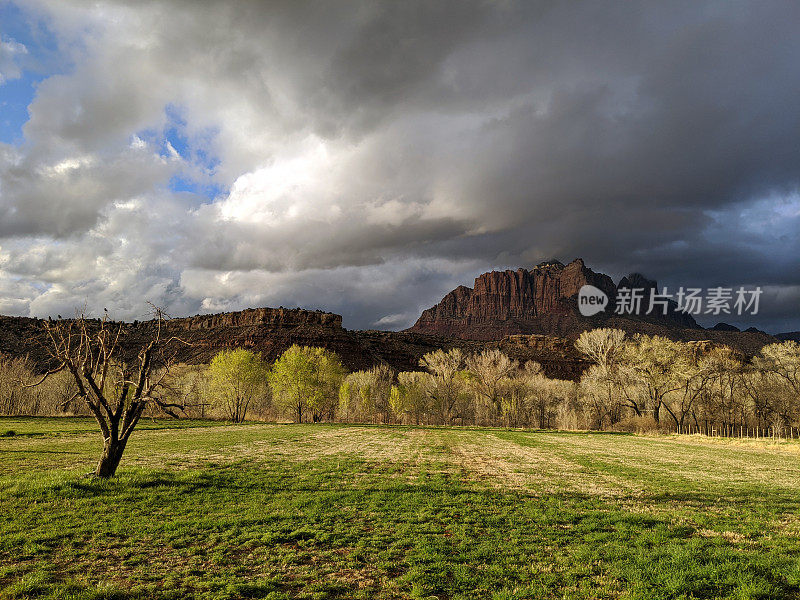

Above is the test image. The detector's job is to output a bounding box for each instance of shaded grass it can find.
[1,419,800,599]
[0,417,234,437]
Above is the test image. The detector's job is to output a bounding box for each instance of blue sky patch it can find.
[0,2,65,144]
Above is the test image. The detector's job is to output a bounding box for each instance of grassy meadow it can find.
[1,418,799,599]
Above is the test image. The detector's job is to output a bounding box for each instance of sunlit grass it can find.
[1,418,799,599]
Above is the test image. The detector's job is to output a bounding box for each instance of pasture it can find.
[1,418,799,599]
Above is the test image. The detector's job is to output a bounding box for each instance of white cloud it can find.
[0,1,799,332]
[0,36,27,85]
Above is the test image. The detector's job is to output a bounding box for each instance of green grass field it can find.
[1,418,799,599]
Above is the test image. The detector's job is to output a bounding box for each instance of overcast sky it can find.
[0,1,798,333]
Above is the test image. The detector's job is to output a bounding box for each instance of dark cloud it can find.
[0,0,798,332]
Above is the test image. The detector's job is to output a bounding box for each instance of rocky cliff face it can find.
[165,307,342,331]
[409,259,770,343]
[410,259,614,339]
[0,308,361,372]
[776,331,800,342]
[0,260,781,381]
[412,259,622,339]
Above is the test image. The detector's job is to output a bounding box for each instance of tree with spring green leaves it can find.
[209,349,268,423]
[389,371,431,425]
[419,348,470,424]
[465,348,518,424]
[269,345,345,423]
[339,364,394,423]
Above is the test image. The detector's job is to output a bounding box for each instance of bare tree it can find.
[575,328,626,369]
[754,342,800,401]
[29,309,189,477]
[576,328,627,428]
[618,335,688,424]
[579,364,623,429]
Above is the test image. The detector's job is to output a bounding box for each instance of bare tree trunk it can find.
[95,437,128,478]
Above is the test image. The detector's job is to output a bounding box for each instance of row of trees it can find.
[176,333,800,434]
[189,346,575,428]
[3,331,800,434]
[5,314,796,479]
[0,354,80,416]
[340,350,575,428]
[576,329,800,434]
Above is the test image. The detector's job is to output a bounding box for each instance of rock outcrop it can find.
[0,259,783,382]
[406,259,778,354]
[776,331,800,342]
[0,309,364,372]
[418,259,615,324]
[409,258,698,339]
[411,259,619,339]
[165,307,342,331]
[711,322,740,332]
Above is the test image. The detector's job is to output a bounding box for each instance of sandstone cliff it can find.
[406,258,775,354]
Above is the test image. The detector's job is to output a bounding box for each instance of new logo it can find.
[578,285,609,317]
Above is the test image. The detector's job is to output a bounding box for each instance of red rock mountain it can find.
[411,259,614,336]
[406,258,737,342]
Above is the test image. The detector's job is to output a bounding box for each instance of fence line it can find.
[674,423,796,439]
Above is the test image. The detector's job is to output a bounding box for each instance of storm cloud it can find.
[0,1,798,331]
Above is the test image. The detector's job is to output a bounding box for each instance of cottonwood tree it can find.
[419,348,469,424]
[269,345,345,423]
[579,364,623,429]
[751,342,800,430]
[29,310,188,477]
[575,328,626,370]
[694,346,743,433]
[754,342,800,400]
[308,347,346,422]
[339,364,394,423]
[389,371,431,425]
[466,349,518,423]
[209,349,268,422]
[670,358,711,431]
[167,364,211,418]
[618,335,688,424]
[505,361,548,428]
[0,354,35,415]
[576,328,627,428]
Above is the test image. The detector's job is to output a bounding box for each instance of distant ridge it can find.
[776,331,800,342]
